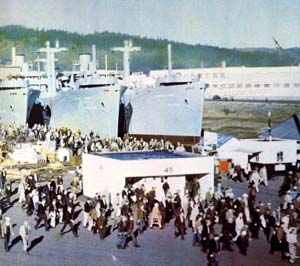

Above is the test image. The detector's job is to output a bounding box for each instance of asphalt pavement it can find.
[0,173,297,266]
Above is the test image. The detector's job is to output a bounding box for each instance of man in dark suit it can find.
[116,216,127,249]
[209,234,221,254]
[96,211,107,240]
[202,219,214,252]
[236,226,249,256]
[1,216,14,252]
[174,209,186,240]
[60,206,78,237]
[34,199,49,231]
[208,234,221,265]
[127,214,140,247]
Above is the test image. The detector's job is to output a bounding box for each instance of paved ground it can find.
[0,173,298,266]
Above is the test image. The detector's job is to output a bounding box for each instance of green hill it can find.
[0,25,299,72]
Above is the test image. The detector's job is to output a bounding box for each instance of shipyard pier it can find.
[0,36,299,266]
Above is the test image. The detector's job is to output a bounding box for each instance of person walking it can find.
[96,210,107,240]
[34,199,49,231]
[60,206,78,237]
[83,199,92,228]
[116,216,128,249]
[174,209,186,240]
[19,221,31,253]
[1,216,14,252]
[126,214,140,247]
[18,179,26,207]
[286,227,299,264]
[236,226,249,256]
[259,166,268,187]
[208,234,221,264]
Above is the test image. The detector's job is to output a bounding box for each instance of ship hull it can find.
[46,85,122,137]
[0,87,40,125]
[125,81,206,137]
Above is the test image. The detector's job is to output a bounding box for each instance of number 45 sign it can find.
[164,167,173,173]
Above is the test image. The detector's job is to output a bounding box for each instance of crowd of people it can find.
[0,164,299,264]
[0,123,184,156]
[0,166,82,251]
[0,122,299,265]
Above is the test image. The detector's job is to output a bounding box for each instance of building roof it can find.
[232,147,261,154]
[217,133,238,147]
[260,114,300,140]
[94,150,203,160]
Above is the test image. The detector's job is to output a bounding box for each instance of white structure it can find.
[244,139,298,172]
[57,148,73,162]
[79,53,91,73]
[217,138,297,174]
[217,138,255,170]
[203,131,218,147]
[82,151,214,201]
[150,66,300,101]
[8,143,43,164]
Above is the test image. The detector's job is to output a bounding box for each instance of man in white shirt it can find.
[19,221,31,253]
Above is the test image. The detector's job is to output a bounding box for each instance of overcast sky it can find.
[0,0,299,48]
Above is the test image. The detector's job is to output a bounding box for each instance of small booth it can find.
[245,138,298,176]
[57,148,73,162]
[82,150,214,202]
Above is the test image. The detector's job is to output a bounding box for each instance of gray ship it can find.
[0,77,41,126]
[123,44,208,139]
[34,42,126,138]
[47,75,126,138]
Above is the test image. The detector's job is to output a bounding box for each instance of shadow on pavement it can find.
[8,235,22,251]
[28,236,44,252]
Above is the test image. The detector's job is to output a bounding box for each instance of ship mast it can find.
[92,44,97,73]
[37,40,68,97]
[111,40,141,86]
[168,44,172,77]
